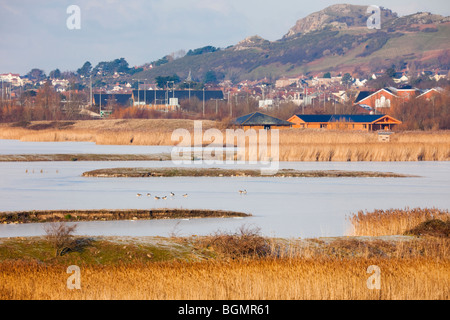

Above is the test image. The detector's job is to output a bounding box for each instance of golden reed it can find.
[347,207,450,236]
[0,120,449,161]
[1,256,448,300]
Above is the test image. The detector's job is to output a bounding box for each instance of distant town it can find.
[0,58,448,131]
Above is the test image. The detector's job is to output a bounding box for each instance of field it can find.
[1,119,449,161]
[0,208,449,300]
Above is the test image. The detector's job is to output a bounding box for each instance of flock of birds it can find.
[135,192,188,199]
[135,189,248,199]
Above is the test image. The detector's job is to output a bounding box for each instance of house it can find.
[433,70,448,81]
[234,112,293,130]
[393,72,409,84]
[416,87,446,101]
[0,73,24,86]
[354,88,396,109]
[287,114,402,131]
[354,87,420,109]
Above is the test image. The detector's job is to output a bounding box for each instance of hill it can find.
[135,4,450,82]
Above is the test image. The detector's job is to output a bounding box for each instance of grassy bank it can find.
[81,167,415,178]
[0,209,250,224]
[1,119,449,161]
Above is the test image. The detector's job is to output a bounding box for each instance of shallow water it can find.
[0,139,173,155]
[0,141,449,238]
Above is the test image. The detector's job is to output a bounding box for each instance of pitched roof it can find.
[234,112,293,126]
[292,114,389,123]
[354,91,373,103]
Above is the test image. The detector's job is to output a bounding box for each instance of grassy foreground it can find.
[0,208,448,300]
[1,119,449,161]
[0,234,448,300]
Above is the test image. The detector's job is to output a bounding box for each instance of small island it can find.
[0,209,251,224]
[81,167,416,178]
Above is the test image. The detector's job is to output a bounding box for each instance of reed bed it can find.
[347,207,450,237]
[1,223,448,300]
[1,255,448,300]
[1,120,449,161]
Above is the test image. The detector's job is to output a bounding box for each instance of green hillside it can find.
[135,5,450,82]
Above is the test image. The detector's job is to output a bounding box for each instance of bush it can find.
[197,225,270,259]
[405,219,450,238]
[43,222,78,257]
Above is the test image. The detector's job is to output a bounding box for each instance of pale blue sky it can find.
[0,0,449,75]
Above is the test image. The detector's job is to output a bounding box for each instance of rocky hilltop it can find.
[284,4,397,37]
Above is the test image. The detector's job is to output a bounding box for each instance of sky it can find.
[0,0,449,75]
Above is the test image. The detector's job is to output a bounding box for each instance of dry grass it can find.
[1,120,450,161]
[277,129,450,161]
[1,244,448,300]
[347,207,450,237]
[1,222,449,300]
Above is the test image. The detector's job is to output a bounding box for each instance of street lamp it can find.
[132,78,148,107]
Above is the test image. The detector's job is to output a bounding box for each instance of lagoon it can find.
[0,140,449,238]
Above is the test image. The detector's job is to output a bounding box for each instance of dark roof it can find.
[132,90,224,104]
[235,112,293,126]
[354,91,373,103]
[292,114,387,123]
[93,93,133,106]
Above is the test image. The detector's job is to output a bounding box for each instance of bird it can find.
[162,196,167,200]
[154,196,160,200]
[239,190,247,195]
[183,194,188,197]
[136,193,142,197]
[170,192,175,196]
[146,193,151,197]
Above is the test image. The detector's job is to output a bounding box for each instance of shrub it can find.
[197,225,270,259]
[43,222,78,257]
